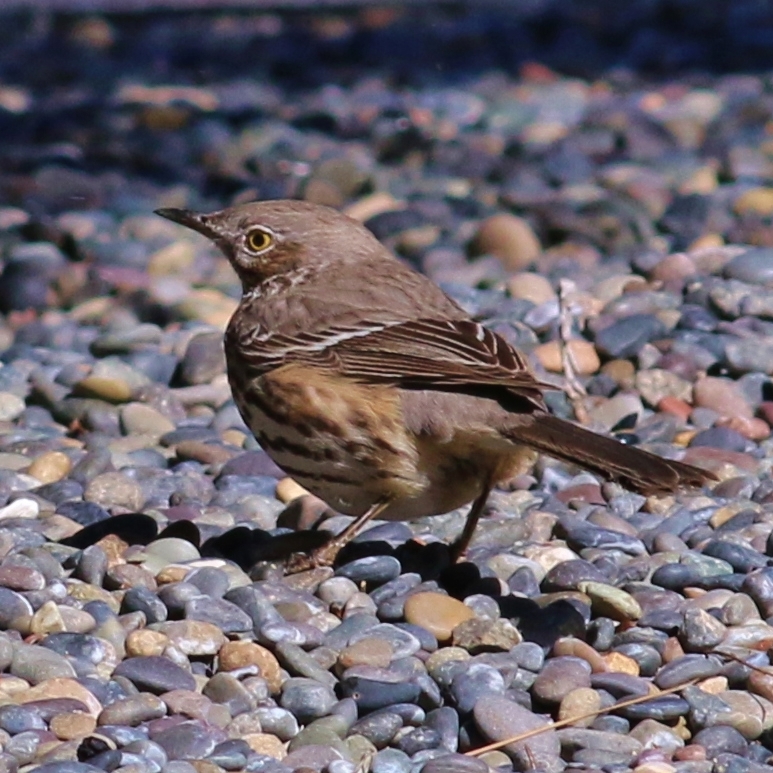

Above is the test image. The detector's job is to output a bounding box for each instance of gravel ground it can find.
[2,7,773,773]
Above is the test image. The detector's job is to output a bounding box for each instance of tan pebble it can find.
[662,637,685,663]
[424,647,470,673]
[577,581,642,622]
[696,676,728,694]
[148,241,195,276]
[478,751,512,770]
[68,15,115,48]
[27,451,72,484]
[95,534,129,567]
[717,415,770,441]
[673,716,692,741]
[397,225,441,254]
[749,669,773,703]
[533,339,599,375]
[275,477,310,504]
[0,676,30,696]
[175,440,236,465]
[734,187,773,216]
[693,376,752,420]
[17,677,102,716]
[524,544,578,573]
[50,712,97,740]
[189,762,224,773]
[344,192,403,223]
[709,504,753,529]
[174,288,238,330]
[680,164,718,196]
[304,177,345,208]
[404,591,475,643]
[649,253,697,285]
[119,402,176,436]
[221,429,247,447]
[451,617,521,651]
[472,213,541,271]
[219,641,282,694]
[120,611,147,634]
[73,375,133,403]
[557,687,602,726]
[337,638,394,672]
[155,565,188,584]
[85,471,144,511]
[156,620,227,656]
[636,369,692,407]
[276,494,332,531]
[30,601,66,636]
[552,637,607,672]
[67,581,121,612]
[106,564,157,591]
[58,607,96,634]
[594,273,648,303]
[718,690,772,737]
[243,733,286,759]
[507,272,556,304]
[126,629,169,657]
[633,763,677,773]
[600,359,636,388]
[602,651,640,676]
[687,233,724,251]
[673,429,697,447]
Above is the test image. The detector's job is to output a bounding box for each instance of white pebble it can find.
[0,498,39,520]
[0,392,25,421]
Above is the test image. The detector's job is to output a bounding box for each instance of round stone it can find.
[152,620,227,656]
[84,472,144,511]
[27,452,73,484]
[471,213,541,271]
[219,641,282,694]
[473,695,561,773]
[405,591,475,642]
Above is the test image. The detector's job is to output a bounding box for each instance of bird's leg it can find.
[285,499,393,574]
[449,482,492,562]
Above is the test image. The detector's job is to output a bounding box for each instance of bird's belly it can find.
[376,433,537,521]
[232,367,537,522]
[233,367,426,517]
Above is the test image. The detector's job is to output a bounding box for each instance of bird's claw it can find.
[284,544,339,574]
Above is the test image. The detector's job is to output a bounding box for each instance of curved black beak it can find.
[154,208,216,238]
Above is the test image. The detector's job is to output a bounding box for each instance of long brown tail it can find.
[507,414,715,495]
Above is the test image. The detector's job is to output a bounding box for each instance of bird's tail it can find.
[506,414,715,495]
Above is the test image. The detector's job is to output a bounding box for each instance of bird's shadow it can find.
[59,516,586,648]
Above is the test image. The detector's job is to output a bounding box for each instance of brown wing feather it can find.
[263,318,555,411]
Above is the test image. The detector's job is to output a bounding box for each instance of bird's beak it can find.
[154,208,217,239]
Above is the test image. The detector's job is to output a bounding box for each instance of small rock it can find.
[403,592,475,643]
[471,213,541,271]
[533,339,600,375]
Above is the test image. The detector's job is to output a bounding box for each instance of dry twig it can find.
[558,278,590,425]
[466,678,698,757]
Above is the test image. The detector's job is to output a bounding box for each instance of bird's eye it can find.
[245,227,274,253]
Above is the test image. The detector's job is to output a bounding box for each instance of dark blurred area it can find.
[1,0,773,80]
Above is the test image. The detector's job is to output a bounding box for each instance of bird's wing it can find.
[264,318,555,411]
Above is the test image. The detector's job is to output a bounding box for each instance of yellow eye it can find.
[245,228,273,253]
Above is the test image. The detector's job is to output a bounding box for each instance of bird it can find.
[155,200,715,571]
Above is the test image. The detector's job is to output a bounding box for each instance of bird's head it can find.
[155,200,382,293]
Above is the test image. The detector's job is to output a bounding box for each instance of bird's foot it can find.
[448,539,469,564]
[284,542,341,574]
